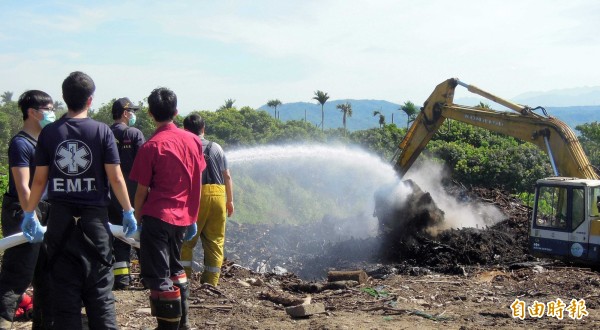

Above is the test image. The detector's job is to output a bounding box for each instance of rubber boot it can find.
[171,273,191,330]
[156,319,180,330]
[200,270,220,286]
[112,261,131,290]
[149,288,181,330]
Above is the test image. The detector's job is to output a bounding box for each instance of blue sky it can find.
[1,0,600,114]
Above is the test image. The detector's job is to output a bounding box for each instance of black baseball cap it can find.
[112,97,140,118]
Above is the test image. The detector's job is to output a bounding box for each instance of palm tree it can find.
[373,110,386,129]
[1,91,13,104]
[313,90,330,131]
[267,99,282,119]
[336,102,353,132]
[478,101,491,109]
[399,101,419,129]
[219,98,236,110]
[53,100,65,111]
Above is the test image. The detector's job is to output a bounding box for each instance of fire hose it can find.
[0,224,140,252]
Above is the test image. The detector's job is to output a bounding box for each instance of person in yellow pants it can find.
[181,114,234,285]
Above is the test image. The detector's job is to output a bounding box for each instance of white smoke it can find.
[404,160,507,230]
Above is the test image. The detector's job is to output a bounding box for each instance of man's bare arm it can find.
[11,167,31,207]
[223,169,234,217]
[23,166,48,213]
[134,183,149,224]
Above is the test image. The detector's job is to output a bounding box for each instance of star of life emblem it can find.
[55,140,92,176]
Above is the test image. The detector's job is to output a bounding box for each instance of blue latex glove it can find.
[21,211,45,243]
[184,223,197,241]
[122,209,137,238]
[31,225,46,243]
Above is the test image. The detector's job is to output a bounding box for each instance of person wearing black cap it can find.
[108,97,145,289]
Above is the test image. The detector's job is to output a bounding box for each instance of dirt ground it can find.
[12,264,596,329]
[11,185,600,329]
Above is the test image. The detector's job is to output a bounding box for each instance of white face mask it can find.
[40,110,56,128]
[128,111,137,126]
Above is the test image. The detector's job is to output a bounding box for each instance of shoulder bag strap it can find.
[14,131,37,148]
[203,141,216,184]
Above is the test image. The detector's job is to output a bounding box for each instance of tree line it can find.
[1,92,599,198]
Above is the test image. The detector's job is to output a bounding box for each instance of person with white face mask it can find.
[0,90,54,330]
[108,97,145,290]
[38,108,56,128]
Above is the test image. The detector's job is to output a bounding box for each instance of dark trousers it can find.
[45,202,117,330]
[31,246,52,329]
[139,216,186,291]
[108,204,133,287]
[0,201,40,322]
[0,196,52,328]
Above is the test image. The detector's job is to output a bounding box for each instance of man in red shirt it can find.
[130,87,205,330]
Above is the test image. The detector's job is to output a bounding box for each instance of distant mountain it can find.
[513,86,600,107]
[259,99,599,133]
[544,106,599,129]
[456,86,600,107]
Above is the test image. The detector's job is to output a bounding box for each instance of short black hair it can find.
[183,113,205,135]
[148,87,177,122]
[62,71,95,111]
[17,90,52,120]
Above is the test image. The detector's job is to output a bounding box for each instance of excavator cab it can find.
[530,177,600,263]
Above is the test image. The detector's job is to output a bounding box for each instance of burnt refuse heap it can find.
[223,181,532,279]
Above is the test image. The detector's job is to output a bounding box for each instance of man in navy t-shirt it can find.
[22,71,137,330]
[108,97,145,289]
[0,90,55,329]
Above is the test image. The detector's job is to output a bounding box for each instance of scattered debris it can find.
[189,304,233,312]
[327,270,368,284]
[259,290,311,307]
[285,302,326,318]
[361,286,390,299]
[284,280,359,293]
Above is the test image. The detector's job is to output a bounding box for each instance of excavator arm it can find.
[394,78,598,180]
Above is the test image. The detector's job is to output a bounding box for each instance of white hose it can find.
[108,223,141,249]
[0,232,30,252]
[0,224,140,252]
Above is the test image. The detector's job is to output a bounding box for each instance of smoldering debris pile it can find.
[223,183,532,280]
[380,227,529,274]
[374,179,445,238]
[375,181,532,273]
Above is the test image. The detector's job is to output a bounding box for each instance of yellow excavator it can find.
[393,78,600,264]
